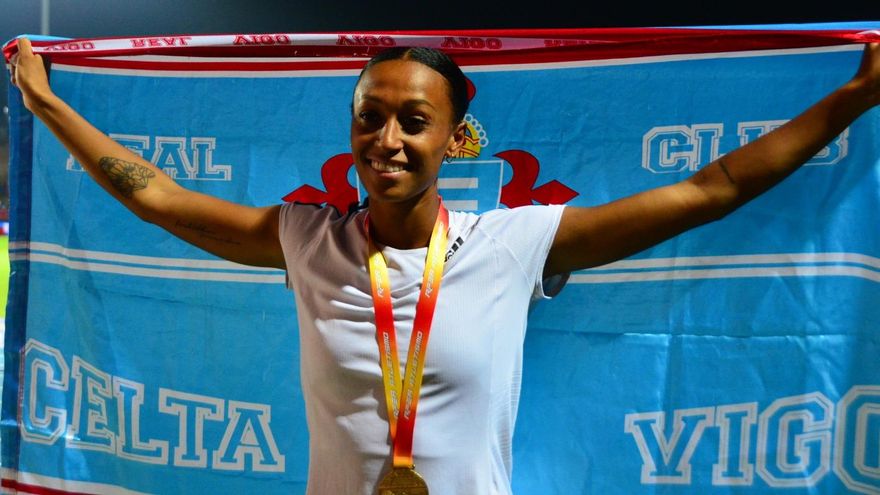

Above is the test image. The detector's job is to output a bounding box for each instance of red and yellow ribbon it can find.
[366,203,449,468]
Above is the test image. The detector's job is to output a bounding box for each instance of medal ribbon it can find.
[366,203,449,468]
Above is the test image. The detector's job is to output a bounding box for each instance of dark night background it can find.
[1,0,878,208]
[2,0,878,36]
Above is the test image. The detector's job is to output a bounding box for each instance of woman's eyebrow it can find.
[358,94,437,110]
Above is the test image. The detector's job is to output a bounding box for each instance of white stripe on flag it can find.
[51,63,365,78]
[588,252,880,271]
[443,200,479,211]
[14,252,285,283]
[438,178,479,189]
[571,265,880,284]
[9,241,287,284]
[13,241,281,271]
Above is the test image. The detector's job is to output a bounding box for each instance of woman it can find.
[9,38,880,494]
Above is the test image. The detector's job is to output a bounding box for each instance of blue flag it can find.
[4,24,880,494]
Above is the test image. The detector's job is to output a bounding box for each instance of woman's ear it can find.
[447,121,467,159]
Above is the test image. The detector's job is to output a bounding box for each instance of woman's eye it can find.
[358,111,379,123]
[402,117,428,133]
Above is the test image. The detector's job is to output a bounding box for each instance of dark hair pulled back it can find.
[357,46,470,124]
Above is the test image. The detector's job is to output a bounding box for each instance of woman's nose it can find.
[378,119,403,151]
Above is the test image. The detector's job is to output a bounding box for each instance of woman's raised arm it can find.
[9,37,285,269]
[545,43,880,277]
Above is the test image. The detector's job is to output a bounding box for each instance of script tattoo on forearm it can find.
[99,157,156,198]
[174,220,242,246]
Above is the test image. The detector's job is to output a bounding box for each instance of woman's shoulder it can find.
[467,204,566,225]
[448,204,566,248]
[279,201,367,237]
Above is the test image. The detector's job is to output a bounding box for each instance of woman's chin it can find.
[364,187,438,208]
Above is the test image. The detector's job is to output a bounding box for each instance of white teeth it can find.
[371,160,405,173]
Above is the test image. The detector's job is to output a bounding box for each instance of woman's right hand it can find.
[851,42,880,108]
[9,37,54,113]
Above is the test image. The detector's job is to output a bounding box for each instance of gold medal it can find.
[377,466,429,495]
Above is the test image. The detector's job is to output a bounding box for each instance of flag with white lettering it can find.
[4,24,880,494]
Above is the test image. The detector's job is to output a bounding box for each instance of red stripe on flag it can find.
[4,28,879,66]
[1,477,99,495]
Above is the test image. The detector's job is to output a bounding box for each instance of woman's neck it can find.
[367,193,440,250]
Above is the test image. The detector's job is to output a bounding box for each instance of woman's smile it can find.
[369,159,408,174]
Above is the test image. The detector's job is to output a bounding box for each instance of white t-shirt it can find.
[279,203,567,495]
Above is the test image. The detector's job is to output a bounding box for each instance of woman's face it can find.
[351,59,465,206]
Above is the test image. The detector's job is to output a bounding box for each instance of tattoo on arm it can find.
[99,157,156,198]
[717,157,737,185]
[175,220,242,246]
